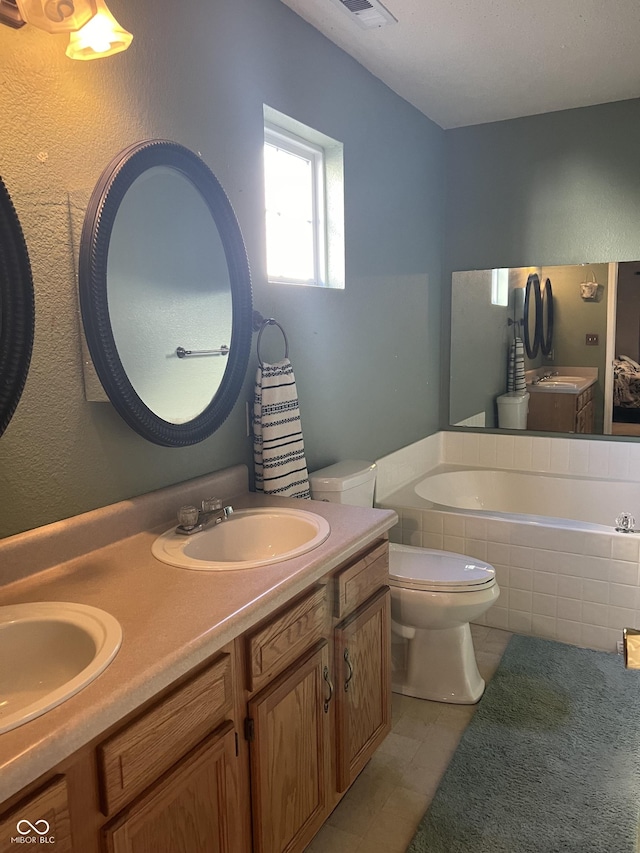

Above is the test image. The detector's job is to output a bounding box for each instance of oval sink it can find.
[0,602,122,734]
[152,507,331,571]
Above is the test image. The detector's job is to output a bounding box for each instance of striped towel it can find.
[507,337,526,392]
[253,359,310,498]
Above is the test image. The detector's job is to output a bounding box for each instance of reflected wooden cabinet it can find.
[527,385,595,433]
[103,724,240,853]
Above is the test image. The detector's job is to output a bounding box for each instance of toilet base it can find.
[391,623,485,704]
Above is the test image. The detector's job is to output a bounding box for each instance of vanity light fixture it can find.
[0,0,132,60]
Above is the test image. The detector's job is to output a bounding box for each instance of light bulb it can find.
[65,0,132,60]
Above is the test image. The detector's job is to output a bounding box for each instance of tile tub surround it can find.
[0,466,397,804]
[375,433,640,653]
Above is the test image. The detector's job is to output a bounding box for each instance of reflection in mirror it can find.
[450,263,623,436]
[79,140,253,446]
[107,166,232,424]
[0,176,35,437]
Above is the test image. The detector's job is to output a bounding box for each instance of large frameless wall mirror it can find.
[0,175,35,437]
[450,261,640,438]
[79,140,253,446]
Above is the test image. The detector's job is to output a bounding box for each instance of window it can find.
[491,268,509,306]
[263,106,344,289]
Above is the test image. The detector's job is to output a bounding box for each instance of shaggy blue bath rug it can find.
[406,635,640,853]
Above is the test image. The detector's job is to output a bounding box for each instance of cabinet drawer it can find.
[246,585,327,693]
[334,540,389,620]
[98,652,233,816]
[0,776,72,852]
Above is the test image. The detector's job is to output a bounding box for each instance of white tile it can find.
[568,441,589,475]
[495,435,515,469]
[533,572,558,595]
[609,584,639,610]
[537,528,582,554]
[494,582,509,606]
[402,509,423,531]
[534,549,561,573]
[485,606,510,630]
[557,575,583,599]
[423,513,444,534]
[579,556,610,581]
[627,442,640,474]
[607,628,624,652]
[443,514,464,536]
[423,533,444,550]
[531,614,556,638]
[510,567,533,590]
[530,437,551,472]
[509,523,539,548]
[464,538,487,560]
[510,545,536,569]
[512,436,532,471]
[532,593,557,616]
[556,619,582,645]
[487,542,510,566]
[581,624,610,651]
[403,530,422,547]
[557,597,582,621]
[508,610,532,633]
[443,535,465,553]
[609,560,639,586]
[464,517,487,541]
[510,589,532,612]
[389,528,402,544]
[549,439,570,474]
[461,433,480,466]
[554,552,586,576]
[612,535,640,563]
[608,606,636,630]
[579,533,612,559]
[607,444,631,479]
[582,601,608,626]
[582,579,609,604]
[443,431,465,463]
[486,520,511,544]
[478,435,497,468]
[587,442,610,477]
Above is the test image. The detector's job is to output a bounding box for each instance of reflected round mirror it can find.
[0,176,35,437]
[79,140,253,446]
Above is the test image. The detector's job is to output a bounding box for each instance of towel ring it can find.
[257,318,289,367]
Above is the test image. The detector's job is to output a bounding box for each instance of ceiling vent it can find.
[329,0,397,29]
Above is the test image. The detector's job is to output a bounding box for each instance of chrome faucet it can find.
[615,513,637,534]
[176,499,234,535]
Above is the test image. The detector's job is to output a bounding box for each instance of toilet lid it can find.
[389,544,496,592]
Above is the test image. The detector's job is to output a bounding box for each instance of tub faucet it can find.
[176,499,234,535]
[615,513,637,534]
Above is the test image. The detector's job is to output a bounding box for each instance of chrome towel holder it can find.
[253,310,289,367]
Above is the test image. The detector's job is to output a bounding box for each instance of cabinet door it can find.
[0,776,72,852]
[334,587,391,793]
[247,642,332,853]
[103,723,241,853]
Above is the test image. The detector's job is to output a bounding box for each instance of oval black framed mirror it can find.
[79,140,253,447]
[540,277,554,357]
[0,176,35,437]
[523,273,542,359]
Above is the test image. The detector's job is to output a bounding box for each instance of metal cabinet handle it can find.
[323,666,334,713]
[344,649,354,692]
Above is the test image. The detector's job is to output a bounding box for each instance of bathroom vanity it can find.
[0,467,396,853]
[527,382,595,433]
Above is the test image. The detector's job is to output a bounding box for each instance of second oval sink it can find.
[152,508,331,571]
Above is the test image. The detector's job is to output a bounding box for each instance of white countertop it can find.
[0,475,396,805]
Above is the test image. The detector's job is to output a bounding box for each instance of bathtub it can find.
[378,461,640,653]
[412,466,638,532]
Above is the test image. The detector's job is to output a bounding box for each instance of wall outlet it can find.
[585,333,599,346]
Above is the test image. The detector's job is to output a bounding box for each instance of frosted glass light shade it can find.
[16,0,97,34]
[65,0,132,60]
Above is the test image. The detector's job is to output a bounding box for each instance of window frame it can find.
[263,122,328,288]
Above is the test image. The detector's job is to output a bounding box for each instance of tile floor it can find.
[306,626,513,853]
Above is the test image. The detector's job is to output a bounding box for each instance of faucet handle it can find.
[616,513,637,533]
[202,497,222,512]
[178,505,199,529]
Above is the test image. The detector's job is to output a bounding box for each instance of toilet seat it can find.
[389,544,496,593]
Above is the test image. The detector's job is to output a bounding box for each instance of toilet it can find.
[496,391,529,429]
[308,460,500,704]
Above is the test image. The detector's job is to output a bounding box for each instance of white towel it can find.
[507,337,526,392]
[253,358,310,498]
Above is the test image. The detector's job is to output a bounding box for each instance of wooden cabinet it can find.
[103,724,239,853]
[247,643,332,853]
[527,384,595,433]
[334,587,391,792]
[0,776,73,852]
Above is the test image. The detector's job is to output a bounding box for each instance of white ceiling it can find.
[280,0,640,129]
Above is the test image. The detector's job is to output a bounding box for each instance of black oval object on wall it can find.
[0,176,35,437]
[78,140,253,447]
[523,273,542,359]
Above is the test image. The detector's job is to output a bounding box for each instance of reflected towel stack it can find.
[507,337,526,392]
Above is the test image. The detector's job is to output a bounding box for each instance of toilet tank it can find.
[308,460,376,507]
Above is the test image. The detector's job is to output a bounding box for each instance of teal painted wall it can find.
[0,0,444,539]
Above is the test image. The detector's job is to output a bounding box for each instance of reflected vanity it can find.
[0,176,35,437]
[79,140,253,446]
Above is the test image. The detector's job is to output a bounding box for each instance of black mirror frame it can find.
[79,140,253,447]
[523,273,542,359]
[0,176,35,437]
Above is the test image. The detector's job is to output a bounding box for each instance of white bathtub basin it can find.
[0,602,122,734]
[529,375,594,393]
[152,507,331,571]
